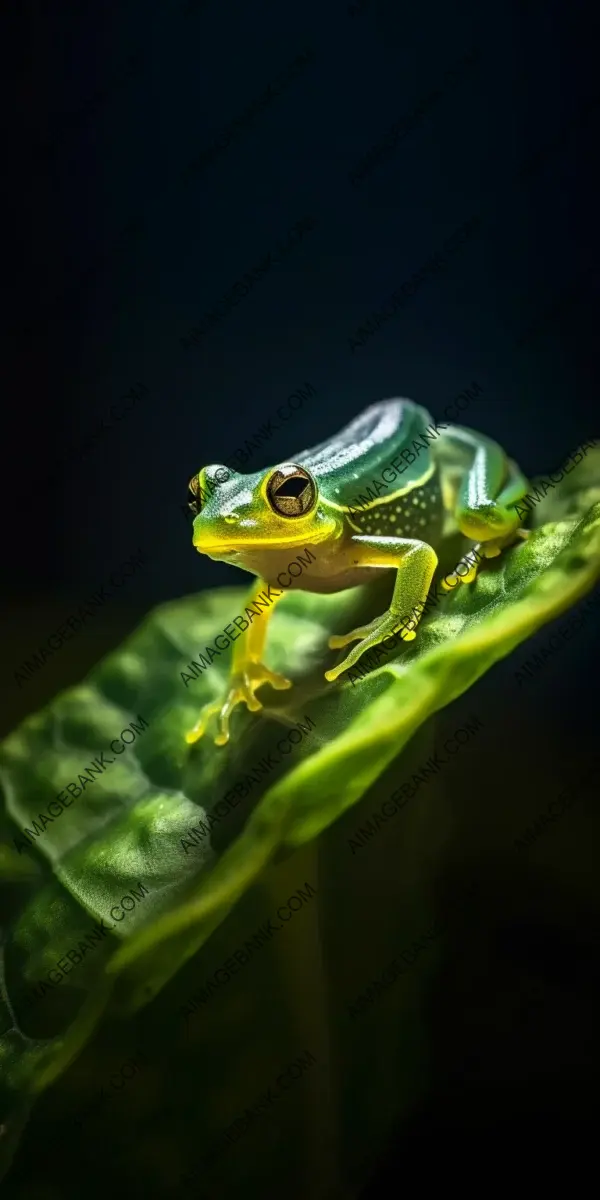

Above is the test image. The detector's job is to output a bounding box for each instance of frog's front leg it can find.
[186,579,291,747]
[325,537,438,682]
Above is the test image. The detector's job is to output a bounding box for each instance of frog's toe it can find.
[328,620,378,650]
[325,659,354,683]
[256,665,293,692]
[441,545,485,590]
[185,695,243,748]
[232,677,263,714]
[326,614,413,682]
[325,635,385,683]
[214,684,261,747]
[441,571,456,592]
[441,529,528,595]
[214,666,292,745]
[441,565,475,591]
[460,564,479,582]
[186,664,292,747]
[185,701,222,746]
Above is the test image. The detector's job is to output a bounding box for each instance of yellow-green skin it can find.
[187,398,530,745]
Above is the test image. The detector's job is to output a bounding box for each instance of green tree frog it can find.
[186,398,529,745]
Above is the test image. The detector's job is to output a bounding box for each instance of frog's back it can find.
[296,398,435,508]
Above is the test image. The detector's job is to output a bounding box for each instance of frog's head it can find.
[188,462,339,566]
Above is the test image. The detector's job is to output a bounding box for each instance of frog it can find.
[185,397,530,746]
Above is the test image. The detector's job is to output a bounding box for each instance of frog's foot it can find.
[325,612,417,683]
[441,529,530,592]
[441,544,485,591]
[185,663,292,747]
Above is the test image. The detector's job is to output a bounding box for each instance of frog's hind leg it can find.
[442,447,530,591]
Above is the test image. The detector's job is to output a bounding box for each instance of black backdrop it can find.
[2,0,600,1192]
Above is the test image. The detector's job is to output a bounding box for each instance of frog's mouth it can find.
[195,543,241,563]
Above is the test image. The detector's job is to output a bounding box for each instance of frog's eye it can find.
[187,475,202,515]
[266,464,317,517]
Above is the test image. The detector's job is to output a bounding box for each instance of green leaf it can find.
[1,446,600,1125]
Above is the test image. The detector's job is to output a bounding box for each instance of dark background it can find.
[2,0,600,1193]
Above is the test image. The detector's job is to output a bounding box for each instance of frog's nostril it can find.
[224,513,240,524]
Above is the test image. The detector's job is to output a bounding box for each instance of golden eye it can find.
[266,464,317,517]
[187,474,202,515]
